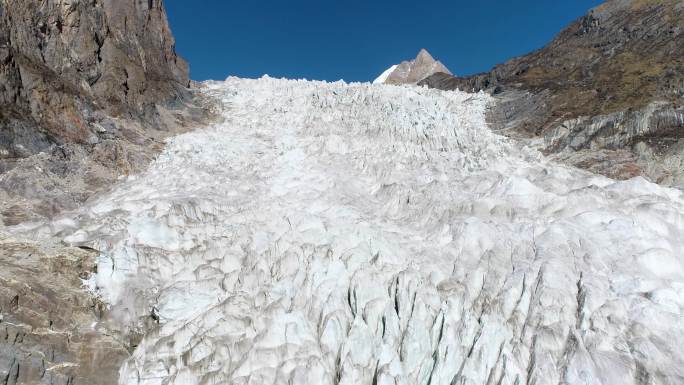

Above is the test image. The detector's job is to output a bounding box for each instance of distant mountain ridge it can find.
[374,49,452,85]
[420,0,684,187]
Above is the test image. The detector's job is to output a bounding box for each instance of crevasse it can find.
[31,77,684,384]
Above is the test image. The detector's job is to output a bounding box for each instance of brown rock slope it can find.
[420,0,684,186]
[0,0,208,224]
[0,239,129,385]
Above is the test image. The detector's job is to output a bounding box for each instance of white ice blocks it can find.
[24,77,684,385]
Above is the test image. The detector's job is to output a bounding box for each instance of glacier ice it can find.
[17,77,684,385]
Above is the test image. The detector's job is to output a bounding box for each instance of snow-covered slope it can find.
[373,64,398,84]
[19,77,684,385]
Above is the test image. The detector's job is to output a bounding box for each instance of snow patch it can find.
[373,64,398,84]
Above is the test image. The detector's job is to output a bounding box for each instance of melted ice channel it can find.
[20,77,684,384]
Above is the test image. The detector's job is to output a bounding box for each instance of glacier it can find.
[15,76,684,385]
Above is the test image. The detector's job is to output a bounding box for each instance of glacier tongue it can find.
[28,77,684,384]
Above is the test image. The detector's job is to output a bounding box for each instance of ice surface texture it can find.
[34,77,684,384]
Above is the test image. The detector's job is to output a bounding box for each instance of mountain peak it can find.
[373,49,452,85]
[416,48,435,63]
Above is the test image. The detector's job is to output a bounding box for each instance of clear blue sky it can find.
[165,0,604,82]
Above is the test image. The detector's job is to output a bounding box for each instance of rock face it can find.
[0,0,205,224]
[0,0,189,158]
[0,1,201,384]
[420,0,684,186]
[0,238,129,385]
[374,49,452,85]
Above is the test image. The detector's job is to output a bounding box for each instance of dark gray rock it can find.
[546,102,684,184]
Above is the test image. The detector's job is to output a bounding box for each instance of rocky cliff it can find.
[420,0,684,186]
[0,239,129,385]
[0,1,204,384]
[0,0,205,224]
[0,0,189,155]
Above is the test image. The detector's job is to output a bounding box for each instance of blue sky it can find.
[165,0,604,82]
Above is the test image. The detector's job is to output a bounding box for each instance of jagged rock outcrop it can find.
[420,0,684,186]
[0,0,207,224]
[374,49,452,85]
[545,101,684,183]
